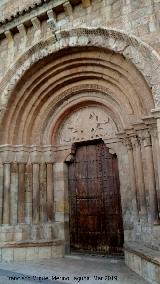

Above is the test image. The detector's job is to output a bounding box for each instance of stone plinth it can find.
[124,242,160,284]
[0,240,64,262]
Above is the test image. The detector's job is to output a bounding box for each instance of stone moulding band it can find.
[0,240,64,248]
[0,145,56,163]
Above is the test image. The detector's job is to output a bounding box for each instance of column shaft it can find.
[134,140,147,219]
[154,127,160,212]
[25,164,32,224]
[127,145,139,220]
[18,163,25,223]
[46,163,54,221]
[32,163,40,224]
[40,163,47,223]
[0,164,3,224]
[155,118,160,217]
[3,163,11,224]
[10,163,18,225]
[144,143,159,222]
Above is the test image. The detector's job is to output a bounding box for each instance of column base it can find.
[124,241,160,284]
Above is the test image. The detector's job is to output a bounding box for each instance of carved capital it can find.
[140,130,152,147]
[0,145,15,163]
[122,137,133,151]
[130,136,140,149]
[149,127,158,139]
[41,146,55,163]
[16,146,30,163]
[25,146,40,164]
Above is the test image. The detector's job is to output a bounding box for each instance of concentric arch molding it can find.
[0,26,160,123]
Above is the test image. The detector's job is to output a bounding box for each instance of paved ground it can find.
[0,254,149,284]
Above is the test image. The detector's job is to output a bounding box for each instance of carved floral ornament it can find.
[57,106,117,145]
[0,26,160,125]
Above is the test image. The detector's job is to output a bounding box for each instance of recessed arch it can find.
[0,40,155,145]
[0,27,159,118]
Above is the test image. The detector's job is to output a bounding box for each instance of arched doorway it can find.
[68,140,124,255]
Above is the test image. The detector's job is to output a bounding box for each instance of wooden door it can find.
[68,142,124,255]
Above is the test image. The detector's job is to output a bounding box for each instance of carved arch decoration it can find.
[0,27,159,145]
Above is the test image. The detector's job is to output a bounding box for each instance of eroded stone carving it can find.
[57,106,117,144]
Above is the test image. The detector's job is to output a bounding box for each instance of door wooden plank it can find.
[69,142,124,255]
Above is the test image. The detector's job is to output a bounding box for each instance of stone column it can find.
[157,116,160,147]
[10,163,18,225]
[126,138,139,221]
[143,130,159,223]
[0,164,3,224]
[17,163,26,223]
[54,163,69,241]
[3,163,11,224]
[32,163,40,224]
[131,136,147,220]
[151,109,160,218]
[154,131,160,213]
[46,163,54,222]
[16,147,30,224]
[40,163,47,223]
[25,164,33,224]
[154,119,160,215]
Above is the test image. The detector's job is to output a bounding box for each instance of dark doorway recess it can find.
[68,141,124,256]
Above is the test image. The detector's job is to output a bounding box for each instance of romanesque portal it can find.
[0,41,159,260]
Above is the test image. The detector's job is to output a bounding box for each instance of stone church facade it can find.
[0,0,160,283]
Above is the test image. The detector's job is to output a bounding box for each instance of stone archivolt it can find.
[0,45,153,145]
[0,26,160,122]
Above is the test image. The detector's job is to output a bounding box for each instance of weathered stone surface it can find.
[57,106,117,144]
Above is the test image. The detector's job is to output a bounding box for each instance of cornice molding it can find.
[0,0,82,38]
[0,0,49,25]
